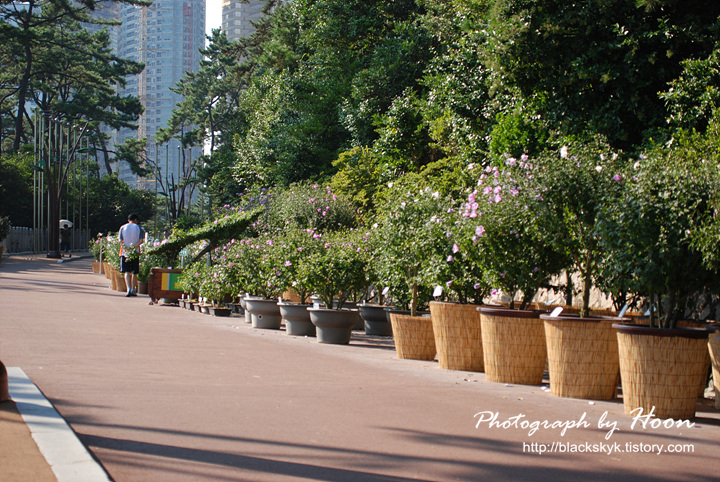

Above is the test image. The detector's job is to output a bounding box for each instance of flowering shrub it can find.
[597,129,720,327]
[271,227,323,304]
[530,139,624,315]
[224,235,284,299]
[460,155,568,309]
[297,229,367,310]
[262,182,357,234]
[369,184,450,315]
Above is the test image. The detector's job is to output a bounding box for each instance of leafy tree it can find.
[0,0,150,151]
[0,152,34,226]
[480,0,720,151]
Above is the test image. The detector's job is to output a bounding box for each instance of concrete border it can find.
[8,367,110,482]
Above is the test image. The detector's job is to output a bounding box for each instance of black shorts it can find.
[120,256,139,274]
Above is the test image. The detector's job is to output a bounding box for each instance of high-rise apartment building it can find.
[222,0,264,41]
[116,0,206,190]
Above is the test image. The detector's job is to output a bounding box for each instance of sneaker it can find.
[125,292,133,297]
[130,292,137,297]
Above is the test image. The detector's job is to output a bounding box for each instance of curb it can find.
[8,367,111,482]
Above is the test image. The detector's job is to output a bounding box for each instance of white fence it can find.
[1,226,90,254]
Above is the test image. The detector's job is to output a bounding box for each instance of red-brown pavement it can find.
[0,254,718,481]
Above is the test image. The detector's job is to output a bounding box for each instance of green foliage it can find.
[86,174,155,235]
[329,147,393,219]
[297,229,368,309]
[530,138,625,315]
[0,153,33,226]
[481,0,720,151]
[261,182,357,234]
[661,47,720,133]
[368,183,451,314]
[459,156,570,309]
[597,131,720,327]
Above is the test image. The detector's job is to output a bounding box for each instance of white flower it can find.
[595,165,603,172]
[560,146,568,158]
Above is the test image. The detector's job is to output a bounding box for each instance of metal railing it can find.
[1,226,91,254]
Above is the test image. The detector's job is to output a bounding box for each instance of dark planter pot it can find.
[541,314,626,400]
[279,302,315,337]
[613,323,710,419]
[359,303,393,336]
[210,307,232,317]
[308,308,359,344]
[245,298,282,329]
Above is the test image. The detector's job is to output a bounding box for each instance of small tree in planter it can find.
[597,128,720,418]
[531,138,625,316]
[299,229,368,344]
[298,229,367,311]
[369,184,449,316]
[272,227,322,305]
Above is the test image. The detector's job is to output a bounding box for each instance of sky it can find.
[206,0,222,36]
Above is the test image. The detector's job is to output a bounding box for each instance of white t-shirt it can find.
[118,222,144,255]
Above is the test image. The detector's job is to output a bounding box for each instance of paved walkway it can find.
[0,254,718,481]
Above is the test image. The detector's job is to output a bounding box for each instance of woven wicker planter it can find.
[542,315,622,400]
[429,301,484,371]
[708,325,720,409]
[91,261,101,274]
[389,313,436,361]
[115,272,127,292]
[613,324,710,419]
[478,307,547,385]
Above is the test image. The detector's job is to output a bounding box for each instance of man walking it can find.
[118,214,145,297]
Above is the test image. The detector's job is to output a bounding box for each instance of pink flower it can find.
[452,244,460,253]
[475,226,485,237]
[447,255,454,262]
[285,260,292,266]
[613,174,623,182]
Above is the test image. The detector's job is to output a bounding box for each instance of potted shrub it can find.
[274,227,322,336]
[425,185,491,372]
[599,131,718,418]
[228,235,285,329]
[526,140,630,398]
[369,185,443,360]
[300,230,367,344]
[468,156,569,385]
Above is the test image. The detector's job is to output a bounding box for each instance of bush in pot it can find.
[597,128,719,418]
[462,155,569,384]
[299,229,368,344]
[368,184,446,358]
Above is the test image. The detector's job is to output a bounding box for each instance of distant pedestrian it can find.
[118,214,145,297]
[60,226,71,256]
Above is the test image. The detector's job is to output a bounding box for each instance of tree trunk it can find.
[13,43,33,152]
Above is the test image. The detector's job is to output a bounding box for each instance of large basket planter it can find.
[541,314,622,400]
[308,308,358,344]
[244,298,282,329]
[478,307,547,385]
[429,301,484,372]
[359,303,393,336]
[709,325,720,409]
[613,324,710,419]
[91,261,101,274]
[388,312,436,361]
[279,302,315,337]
